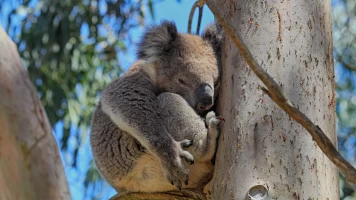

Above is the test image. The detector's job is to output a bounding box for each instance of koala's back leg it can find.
[117,154,179,192]
[90,103,146,188]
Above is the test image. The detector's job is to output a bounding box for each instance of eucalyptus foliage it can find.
[333,0,356,199]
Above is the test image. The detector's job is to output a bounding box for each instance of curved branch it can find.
[205,0,356,184]
[336,54,356,71]
[188,0,205,35]
[196,1,204,34]
[188,1,199,34]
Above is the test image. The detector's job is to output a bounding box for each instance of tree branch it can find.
[188,0,205,34]
[205,0,356,184]
[336,54,356,71]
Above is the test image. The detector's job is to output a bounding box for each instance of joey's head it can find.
[137,20,224,114]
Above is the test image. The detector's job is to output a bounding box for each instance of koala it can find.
[158,92,223,191]
[90,20,224,193]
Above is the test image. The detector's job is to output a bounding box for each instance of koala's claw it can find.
[177,139,194,164]
[180,139,193,148]
[163,164,189,190]
[218,116,225,122]
[161,142,193,189]
[185,179,189,186]
[206,111,224,127]
[213,116,225,126]
[180,150,194,165]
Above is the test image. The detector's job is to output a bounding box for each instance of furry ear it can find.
[202,21,224,76]
[201,21,224,53]
[137,20,178,60]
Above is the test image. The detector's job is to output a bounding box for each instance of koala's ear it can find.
[142,57,158,83]
[201,21,224,53]
[137,20,178,60]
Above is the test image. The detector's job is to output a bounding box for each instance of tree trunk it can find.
[213,0,339,199]
[0,27,70,200]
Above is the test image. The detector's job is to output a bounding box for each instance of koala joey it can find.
[90,20,224,193]
[158,92,223,192]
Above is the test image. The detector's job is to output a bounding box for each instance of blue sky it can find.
[118,1,215,71]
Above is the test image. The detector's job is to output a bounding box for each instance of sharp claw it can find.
[171,180,174,185]
[185,180,189,185]
[184,156,194,165]
[181,140,193,147]
[178,185,182,191]
[219,116,225,122]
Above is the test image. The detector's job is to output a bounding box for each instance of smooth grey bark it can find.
[0,27,70,200]
[213,0,339,199]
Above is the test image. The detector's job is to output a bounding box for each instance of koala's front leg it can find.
[101,79,194,190]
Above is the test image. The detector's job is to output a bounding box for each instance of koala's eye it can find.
[178,78,188,87]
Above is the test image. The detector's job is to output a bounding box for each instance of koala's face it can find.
[155,35,219,113]
[138,21,223,114]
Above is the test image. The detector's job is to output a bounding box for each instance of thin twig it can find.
[205,0,356,184]
[196,0,204,34]
[188,0,205,35]
[188,1,199,34]
[336,54,356,71]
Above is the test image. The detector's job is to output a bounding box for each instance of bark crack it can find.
[17,55,50,156]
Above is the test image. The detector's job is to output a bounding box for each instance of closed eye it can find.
[178,78,188,86]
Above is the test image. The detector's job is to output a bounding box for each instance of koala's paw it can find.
[179,139,194,149]
[177,139,195,165]
[206,111,224,127]
[161,141,195,190]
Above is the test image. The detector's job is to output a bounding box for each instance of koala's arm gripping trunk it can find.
[100,71,193,188]
[101,73,171,155]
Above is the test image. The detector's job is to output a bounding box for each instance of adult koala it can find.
[90,20,224,193]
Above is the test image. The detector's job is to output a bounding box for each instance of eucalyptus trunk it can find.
[0,27,70,200]
[213,0,339,199]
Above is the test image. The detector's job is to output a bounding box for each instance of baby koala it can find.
[158,92,222,192]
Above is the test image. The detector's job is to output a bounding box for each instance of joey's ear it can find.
[137,20,178,60]
[202,21,224,54]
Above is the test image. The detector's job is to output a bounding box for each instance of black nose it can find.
[200,95,213,106]
[195,83,214,110]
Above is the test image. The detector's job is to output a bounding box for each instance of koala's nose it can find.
[195,83,214,111]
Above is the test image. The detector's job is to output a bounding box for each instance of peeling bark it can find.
[0,27,70,200]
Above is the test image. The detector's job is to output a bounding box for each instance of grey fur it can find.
[91,92,221,192]
[90,21,224,193]
[159,93,220,163]
[137,20,178,59]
